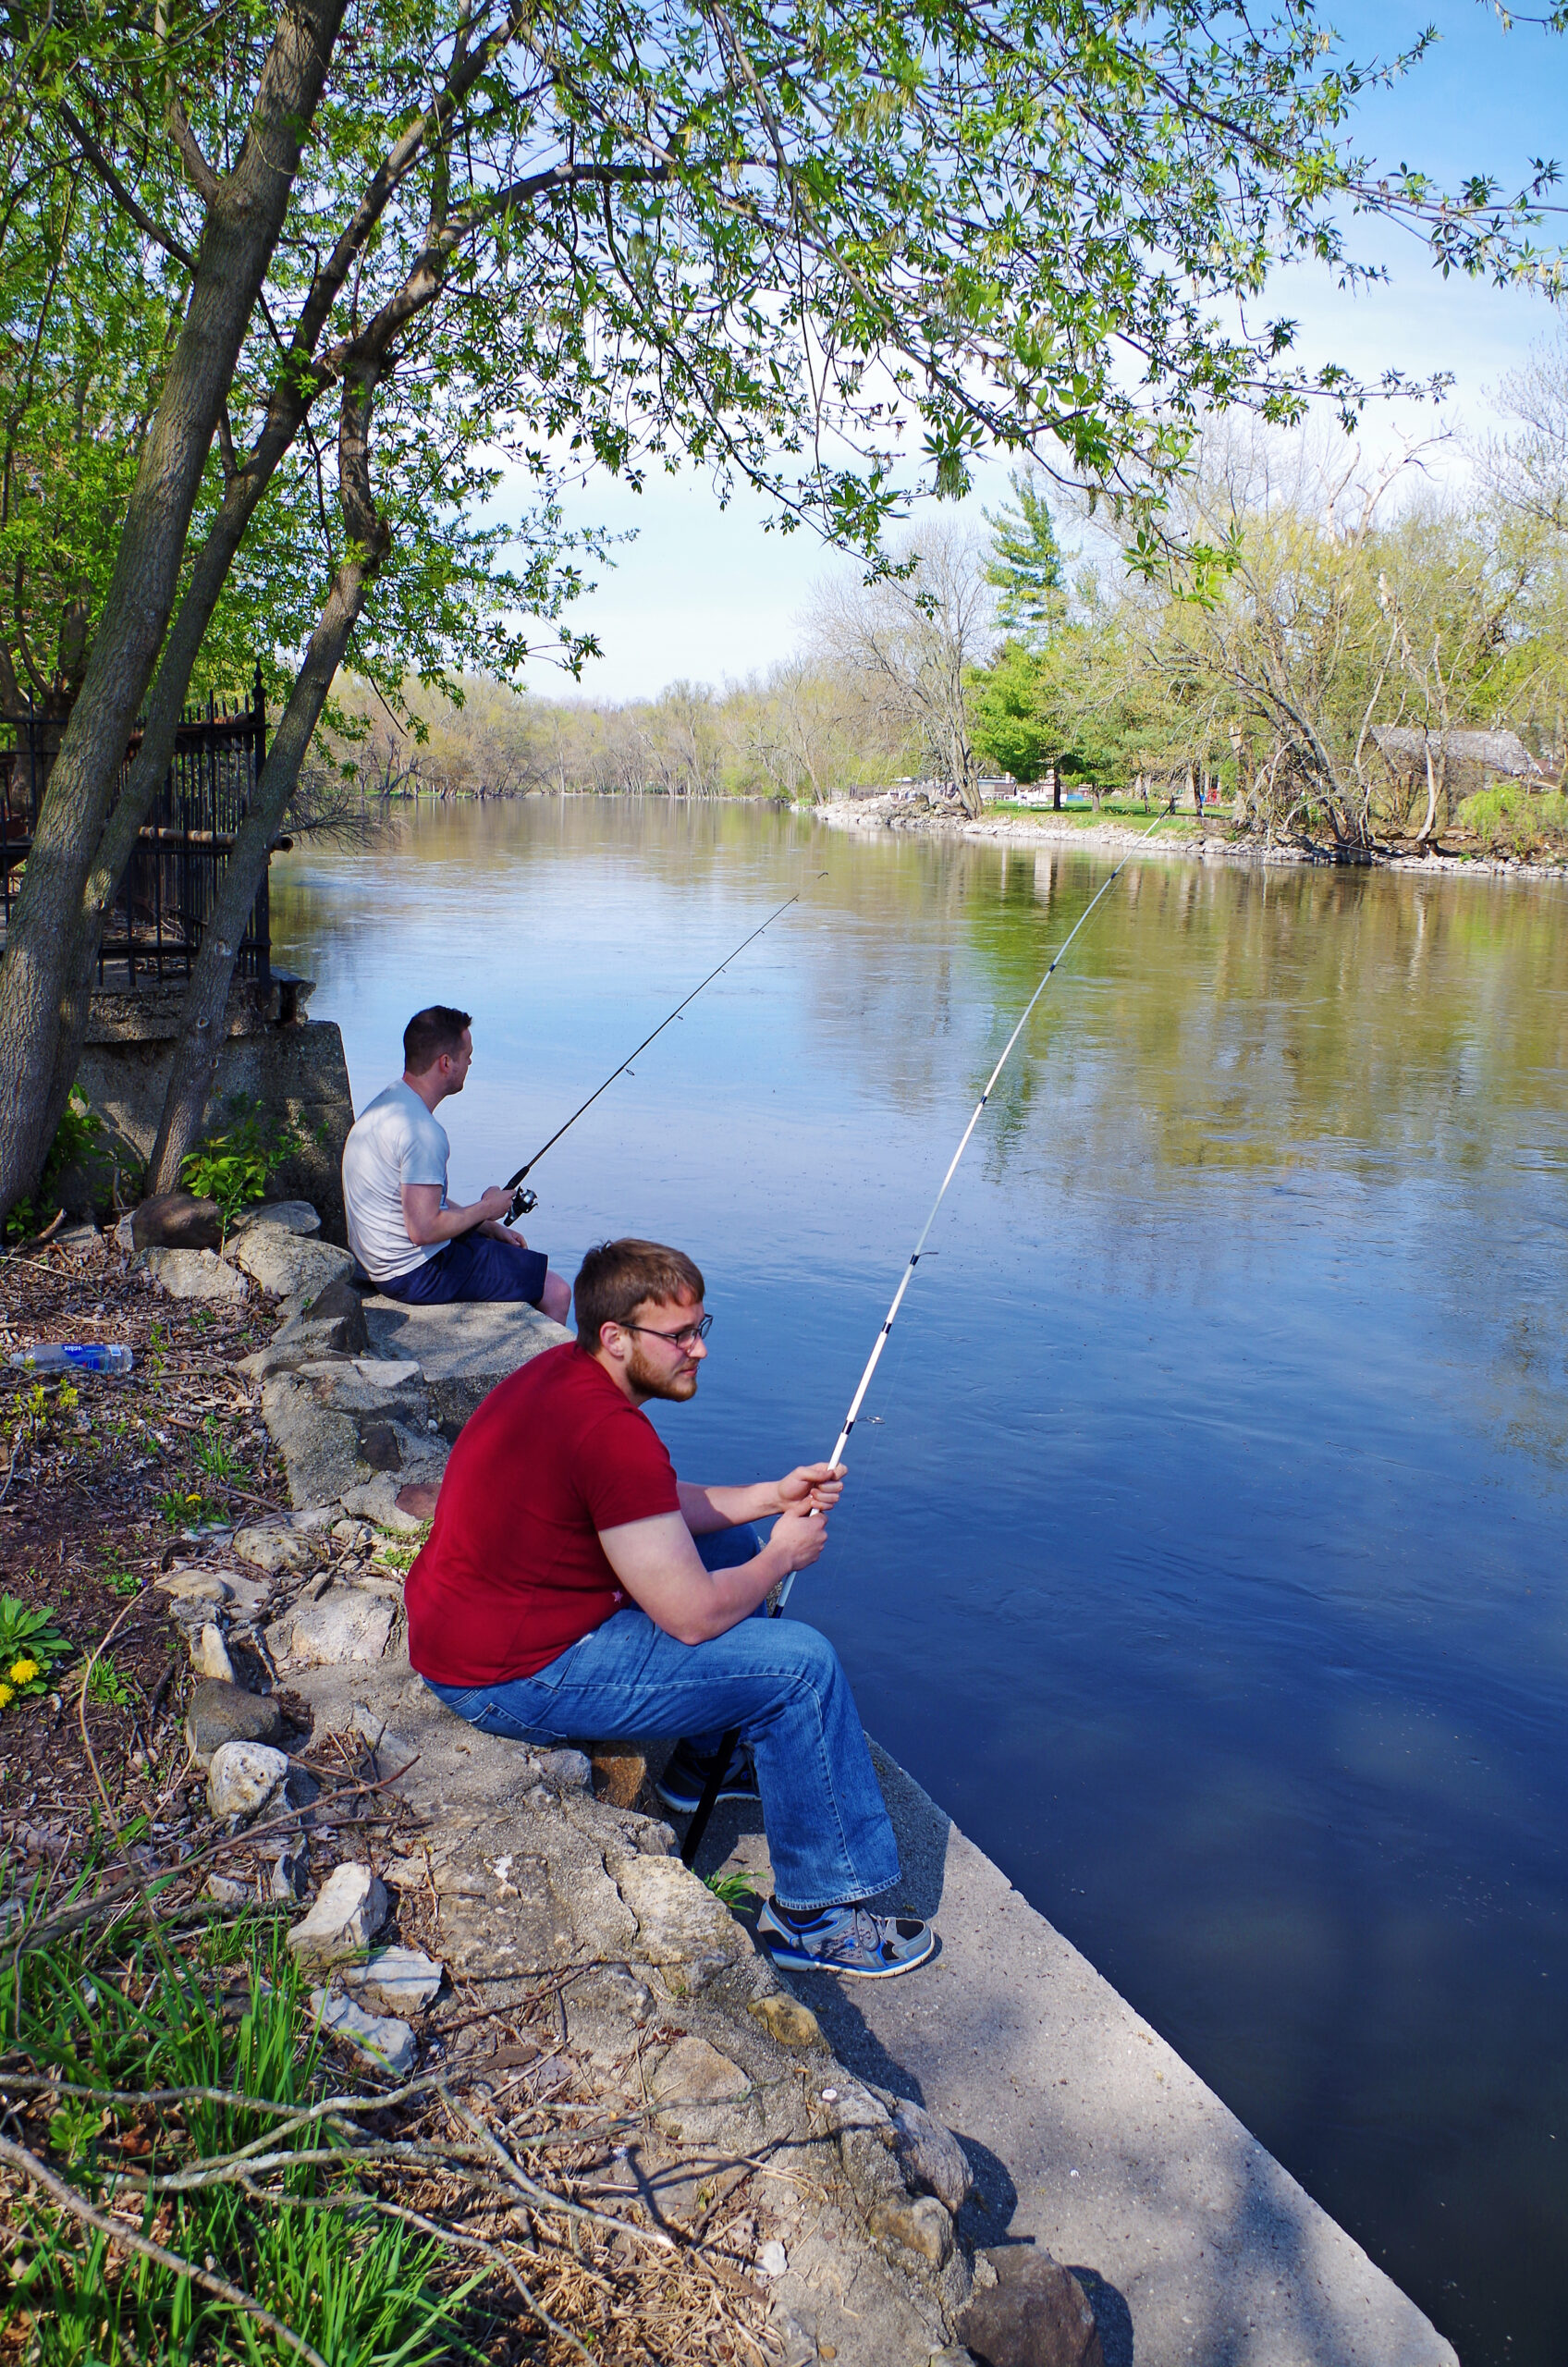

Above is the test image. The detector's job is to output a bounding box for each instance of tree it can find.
[983,473,1067,648]
[2,0,1563,1220]
[809,523,994,811]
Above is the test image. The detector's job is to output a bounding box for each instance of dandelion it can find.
[0,1685,14,1710]
[9,1659,40,1686]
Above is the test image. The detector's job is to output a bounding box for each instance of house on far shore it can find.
[1369,725,1555,792]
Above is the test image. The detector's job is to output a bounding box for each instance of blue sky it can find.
[512,4,1568,703]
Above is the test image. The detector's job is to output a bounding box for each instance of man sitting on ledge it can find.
[405,1236,936,1980]
[342,1003,570,1320]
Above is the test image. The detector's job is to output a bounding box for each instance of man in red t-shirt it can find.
[408,1237,935,1980]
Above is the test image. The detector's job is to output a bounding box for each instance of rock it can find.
[140,1246,250,1304]
[649,2035,750,2111]
[271,1838,310,1901]
[309,1987,416,2076]
[288,1863,389,1968]
[771,2316,817,2367]
[234,1525,316,1575]
[270,1585,394,1669]
[341,1475,427,1531]
[589,1745,646,1808]
[190,1623,236,1683]
[876,2089,974,2215]
[360,1294,570,1430]
[206,1740,289,1823]
[956,2250,1105,2367]
[929,2351,979,2367]
[236,1227,353,1301]
[393,1480,441,1522]
[344,1944,444,2016]
[618,1855,750,1965]
[158,1568,230,1606]
[537,1748,592,1791]
[755,2239,789,2280]
[204,1873,249,1907]
[748,1993,824,2049]
[233,1199,321,1240]
[133,1192,223,1251]
[260,1374,366,1509]
[298,1273,367,1332]
[869,2196,955,2271]
[239,1331,356,1380]
[185,1679,285,1765]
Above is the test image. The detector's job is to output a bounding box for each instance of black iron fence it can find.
[0,667,270,987]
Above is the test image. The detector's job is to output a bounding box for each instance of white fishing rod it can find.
[775,810,1164,1609]
[679,812,1167,1862]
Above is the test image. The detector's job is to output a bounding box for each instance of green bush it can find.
[179,1098,313,1237]
[5,1094,116,1245]
[1458,781,1568,854]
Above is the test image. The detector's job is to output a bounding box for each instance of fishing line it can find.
[680,810,1167,1864]
[503,892,801,1219]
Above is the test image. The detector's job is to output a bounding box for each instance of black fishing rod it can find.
[504,894,801,1220]
[680,812,1168,1865]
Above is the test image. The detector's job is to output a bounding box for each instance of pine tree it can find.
[983,473,1067,648]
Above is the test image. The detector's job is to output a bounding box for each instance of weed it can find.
[703,1870,759,1910]
[1459,781,1568,853]
[180,1096,312,1240]
[153,1487,222,1530]
[3,1092,130,1245]
[146,1321,169,1381]
[194,1415,248,1485]
[85,1656,131,1710]
[0,1596,71,1711]
[371,1532,425,1574]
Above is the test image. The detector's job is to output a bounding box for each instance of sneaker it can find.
[655,1739,761,1816]
[756,1898,937,1980]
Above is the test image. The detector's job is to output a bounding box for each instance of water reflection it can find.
[272,800,1568,2366]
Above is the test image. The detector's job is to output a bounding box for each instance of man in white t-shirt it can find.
[341,1005,570,1318]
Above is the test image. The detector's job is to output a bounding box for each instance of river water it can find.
[272,797,1568,2364]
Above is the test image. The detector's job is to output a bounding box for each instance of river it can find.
[271,796,1568,2366]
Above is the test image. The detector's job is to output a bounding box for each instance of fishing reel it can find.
[508,1184,538,1224]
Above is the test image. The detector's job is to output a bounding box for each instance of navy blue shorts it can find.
[378,1232,549,1306]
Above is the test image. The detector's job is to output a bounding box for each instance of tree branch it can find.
[55,99,197,271]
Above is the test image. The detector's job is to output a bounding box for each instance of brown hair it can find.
[574,1238,705,1348]
[403,1005,472,1074]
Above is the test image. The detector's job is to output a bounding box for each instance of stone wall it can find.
[77,977,353,1241]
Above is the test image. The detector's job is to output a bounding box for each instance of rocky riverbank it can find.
[1,1206,1100,2367]
[818,792,1568,883]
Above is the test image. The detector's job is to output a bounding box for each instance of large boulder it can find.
[235,1227,354,1302]
[140,1246,250,1304]
[231,1199,321,1241]
[207,1740,289,1822]
[132,1192,223,1251]
[617,1853,751,1966]
[957,2250,1106,2367]
[185,1680,285,1767]
[268,1585,394,1669]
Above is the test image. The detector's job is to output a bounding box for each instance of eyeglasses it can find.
[619,1314,714,1350]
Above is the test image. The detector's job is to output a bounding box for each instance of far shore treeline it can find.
[314,384,1568,866]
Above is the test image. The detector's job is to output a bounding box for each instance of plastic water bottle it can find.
[7,1343,134,1376]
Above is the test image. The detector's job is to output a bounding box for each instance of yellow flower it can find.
[0,1685,14,1710]
[9,1659,40,1685]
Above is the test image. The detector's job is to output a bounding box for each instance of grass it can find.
[702,1870,759,1910]
[1,1918,472,2367]
[986,796,1203,832]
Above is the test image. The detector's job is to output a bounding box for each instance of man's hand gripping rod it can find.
[504,895,801,1222]
[679,817,1167,1866]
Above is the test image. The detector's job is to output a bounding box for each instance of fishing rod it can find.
[680,811,1167,1865]
[503,894,800,1220]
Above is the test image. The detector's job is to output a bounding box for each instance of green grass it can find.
[1,1919,472,2367]
[985,797,1204,833]
[703,1870,759,1910]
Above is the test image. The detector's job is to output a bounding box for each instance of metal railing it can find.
[0,665,270,987]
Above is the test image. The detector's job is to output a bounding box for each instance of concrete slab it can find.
[694,1744,1459,2367]
[361,1295,571,1429]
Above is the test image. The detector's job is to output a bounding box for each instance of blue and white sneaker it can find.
[757,1897,937,1979]
[655,1739,761,1816]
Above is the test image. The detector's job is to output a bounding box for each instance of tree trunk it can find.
[147,366,389,1192]
[0,0,349,1225]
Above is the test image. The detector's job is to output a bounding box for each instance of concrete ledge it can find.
[698,1743,1459,2367]
[361,1294,571,1430]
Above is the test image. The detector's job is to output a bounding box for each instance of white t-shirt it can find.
[341,1081,450,1281]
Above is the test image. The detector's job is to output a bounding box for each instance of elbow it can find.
[670,1617,716,1648]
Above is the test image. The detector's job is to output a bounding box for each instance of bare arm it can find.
[401,1180,512,1247]
[598,1505,830,1645]
[677,1463,844,1536]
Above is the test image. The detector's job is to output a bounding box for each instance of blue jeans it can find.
[379,1231,548,1306]
[424,1527,899,1912]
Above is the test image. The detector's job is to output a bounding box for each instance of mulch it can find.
[0,1229,289,1862]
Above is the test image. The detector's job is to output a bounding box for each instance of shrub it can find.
[1458,781,1568,855]
[179,1097,313,1237]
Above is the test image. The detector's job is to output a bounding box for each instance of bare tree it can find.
[808,523,995,816]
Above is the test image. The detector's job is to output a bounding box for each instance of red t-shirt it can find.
[405,1342,680,1686]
